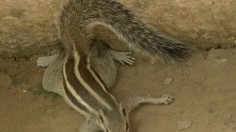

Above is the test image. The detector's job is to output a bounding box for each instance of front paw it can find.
[110,51,135,65]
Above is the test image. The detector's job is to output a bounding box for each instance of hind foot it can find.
[109,50,135,65]
[37,54,59,67]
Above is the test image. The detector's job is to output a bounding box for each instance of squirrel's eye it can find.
[123,108,127,115]
[99,116,104,123]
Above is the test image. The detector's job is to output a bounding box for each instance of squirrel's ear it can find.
[119,103,125,111]
[119,103,123,109]
[118,103,128,115]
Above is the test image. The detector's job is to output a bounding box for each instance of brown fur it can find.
[59,0,193,62]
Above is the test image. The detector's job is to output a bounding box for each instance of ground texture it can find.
[0,49,236,132]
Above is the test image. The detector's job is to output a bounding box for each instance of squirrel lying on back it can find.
[37,0,193,131]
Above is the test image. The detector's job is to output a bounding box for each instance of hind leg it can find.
[90,48,117,89]
[89,39,135,89]
[37,52,66,97]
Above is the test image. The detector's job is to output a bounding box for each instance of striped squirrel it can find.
[37,0,192,131]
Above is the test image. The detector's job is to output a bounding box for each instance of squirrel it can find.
[37,0,192,131]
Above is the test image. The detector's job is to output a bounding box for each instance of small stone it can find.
[233,39,236,44]
[224,113,232,126]
[23,90,27,93]
[177,120,192,130]
[164,78,173,85]
[216,59,227,63]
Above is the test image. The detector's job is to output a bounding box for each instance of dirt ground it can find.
[0,48,236,132]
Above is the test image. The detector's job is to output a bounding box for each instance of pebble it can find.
[216,59,227,63]
[224,113,232,125]
[164,78,173,85]
[177,120,192,130]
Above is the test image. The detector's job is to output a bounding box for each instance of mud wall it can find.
[0,0,235,57]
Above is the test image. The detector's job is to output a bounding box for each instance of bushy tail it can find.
[60,0,194,62]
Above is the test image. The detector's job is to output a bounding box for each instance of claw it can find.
[161,94,174,105]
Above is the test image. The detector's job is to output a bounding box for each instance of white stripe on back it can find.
[73,48,112,110]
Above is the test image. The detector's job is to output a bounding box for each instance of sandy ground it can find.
[0,49,236,132]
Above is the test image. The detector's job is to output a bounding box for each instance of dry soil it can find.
[0,49,236,132]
